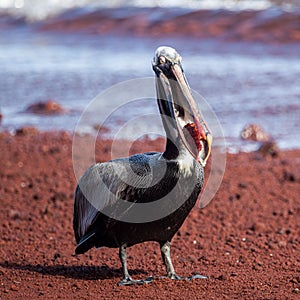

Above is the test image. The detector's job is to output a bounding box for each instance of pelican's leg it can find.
[160,241,178,279]
[160,241,208,280]
[118,245,153,286]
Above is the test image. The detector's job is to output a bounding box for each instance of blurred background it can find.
[0,0,299,151]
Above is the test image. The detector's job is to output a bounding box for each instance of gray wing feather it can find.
[73,183,99,244]
[73,153,160,243]
[73,162,120,242]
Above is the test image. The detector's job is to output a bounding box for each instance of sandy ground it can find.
[0,131,299,299]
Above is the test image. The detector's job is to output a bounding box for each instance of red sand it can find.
[0,131,299,299]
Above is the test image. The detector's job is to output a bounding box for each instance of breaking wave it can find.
[1,1,300,43]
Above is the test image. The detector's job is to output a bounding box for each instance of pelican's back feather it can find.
[73,153,162,252]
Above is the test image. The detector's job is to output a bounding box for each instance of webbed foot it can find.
[162,273,208,281]
[187,274,208,280]
[118,276,154,286]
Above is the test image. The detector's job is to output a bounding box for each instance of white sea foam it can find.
[1,0,295,21]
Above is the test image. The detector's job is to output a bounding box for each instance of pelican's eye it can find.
[159,56,166,65]
[174,104,184,118]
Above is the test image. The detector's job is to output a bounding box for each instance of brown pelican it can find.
[73,46,212,286]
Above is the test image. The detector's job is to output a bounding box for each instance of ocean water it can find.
[0,2,299,151]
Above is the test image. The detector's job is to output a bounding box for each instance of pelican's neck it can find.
[162,137,195,176]
[162,137,179,160]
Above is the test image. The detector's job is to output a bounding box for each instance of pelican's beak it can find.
[153,46,212,166]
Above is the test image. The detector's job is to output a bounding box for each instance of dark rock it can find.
[15,127,39,136]
[25,100,66,115]
[258,141,279,157]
